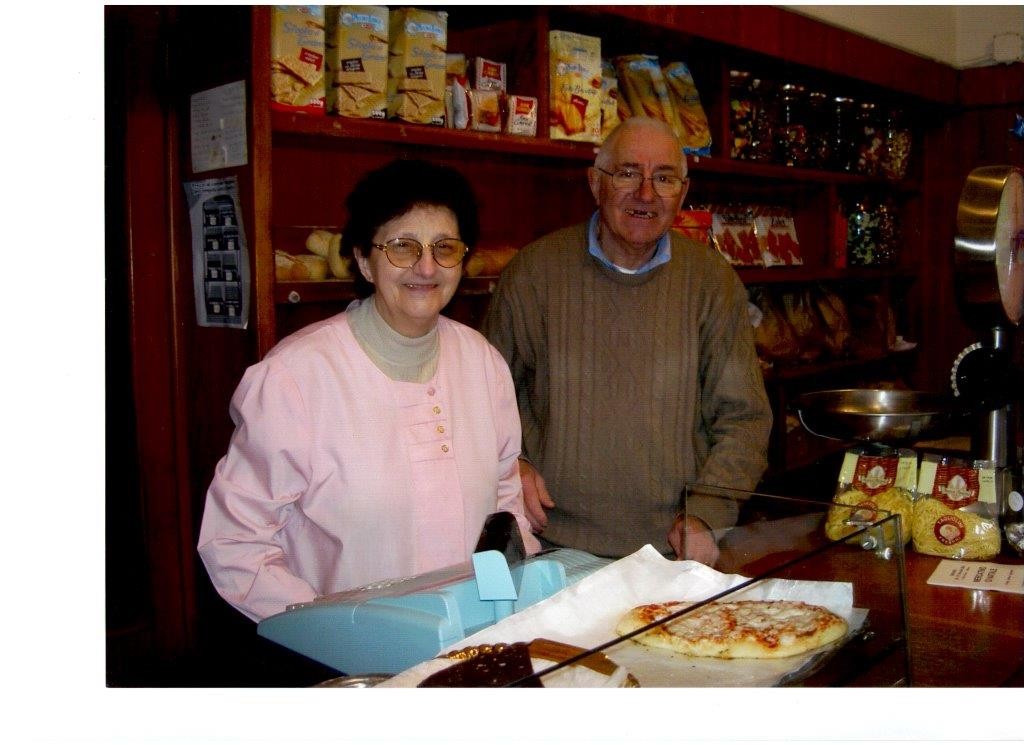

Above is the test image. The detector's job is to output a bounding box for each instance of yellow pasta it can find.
[825,487,913,545]
[911,498,1001,560]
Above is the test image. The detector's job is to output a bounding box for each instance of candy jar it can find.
[874,198,901,265]
[846,198,879,266]
[881,108,912,182]
[773,83,809,167]
[729,70,755,159]
[805,90,832,169]
[743,77,775,162]
[856,102,884,177]
[829,96,858,172]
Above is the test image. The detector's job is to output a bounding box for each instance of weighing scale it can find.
[795,165,1024,554]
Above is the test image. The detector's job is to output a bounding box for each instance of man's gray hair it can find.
[594,117,685,171]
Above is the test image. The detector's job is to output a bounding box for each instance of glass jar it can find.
[747,77,775,162]
[729,70,755,159]
[847,198,880,266]
[881,109,912,182]
[773,83,809,167]
[829,96,858,172]
[856,102,884,177]
[805,90,832,169]
[874,199,900,265]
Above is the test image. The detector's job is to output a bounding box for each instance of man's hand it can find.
[667,515,720,565]
[519,459,555,533]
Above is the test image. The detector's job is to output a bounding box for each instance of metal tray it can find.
[794,388,950,443]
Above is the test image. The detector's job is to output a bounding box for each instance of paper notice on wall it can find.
[926,559,1024,595]
[182,176,250,329]
[190,80,248,172]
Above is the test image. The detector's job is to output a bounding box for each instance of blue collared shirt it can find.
[587,211,672,274]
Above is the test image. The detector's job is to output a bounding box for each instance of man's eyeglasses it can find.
[372,238,468,268]
[596,167,689,198]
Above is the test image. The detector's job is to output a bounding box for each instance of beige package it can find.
[614,55,683,141]
[505,95,538,137]
[326,6,388,119]
[469,89,502,132]
[548,30,602,143]
[270,6,326,113]
[662,61,713,155]
[387,8,448,125]
[600,59,623,142]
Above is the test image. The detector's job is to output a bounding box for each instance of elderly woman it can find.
[198,159,539,622]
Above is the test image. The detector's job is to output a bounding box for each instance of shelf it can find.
[763,350,914,384]
[271,111,921,189]
[739,265,919,285]
[274,277,500,305]
[271,112,596,161]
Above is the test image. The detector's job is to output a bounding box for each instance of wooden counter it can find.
[726,515,1023,687]
[902,552,1024,687]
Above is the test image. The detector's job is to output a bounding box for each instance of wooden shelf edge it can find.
[271,112,596,161]
[763,350,916,384]
[274,276,499,305]
[740,265,919,284]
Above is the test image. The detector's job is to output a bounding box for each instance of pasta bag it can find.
[825,446,917,546]
[911,455,1002,560]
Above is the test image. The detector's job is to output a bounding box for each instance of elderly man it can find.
[483,117,771,563]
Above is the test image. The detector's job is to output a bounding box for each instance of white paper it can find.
[926,559,1024,595]
[384,544,858,687]
[190,81,248,172]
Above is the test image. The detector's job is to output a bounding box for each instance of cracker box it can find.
[387,8,448,125]
[548,30,602,143]
[270,6,326,114]
[326,6,388,119]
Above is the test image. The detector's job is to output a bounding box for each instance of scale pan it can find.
[794,388,950,443]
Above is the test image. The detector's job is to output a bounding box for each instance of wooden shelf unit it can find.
[247,5,945,472]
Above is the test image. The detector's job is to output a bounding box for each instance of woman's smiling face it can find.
[355,204,464,337]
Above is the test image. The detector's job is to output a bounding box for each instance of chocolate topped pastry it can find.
[418,643,542,687]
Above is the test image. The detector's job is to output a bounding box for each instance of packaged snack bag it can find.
[548,30,602,143]
[387,8,447,125]
[469,89,502,132]
[754,211,803,266]
[473,57,507,92]
[326,6,388,119]
[825,446,918,546]
[444,53,469,130]
[505,95,538,137]
[600,59,623,141]
[614,55,684,142]
[912,455,1002,560]
[672,208,714,246]
[271,6,326,114]
[711,209,763,266]
[662,61,712,156]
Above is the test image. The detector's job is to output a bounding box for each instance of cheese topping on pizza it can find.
[616,600,848,659]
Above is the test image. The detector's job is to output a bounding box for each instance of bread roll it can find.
[305,228,335,257]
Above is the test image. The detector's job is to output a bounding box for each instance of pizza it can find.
[615,599,848,660]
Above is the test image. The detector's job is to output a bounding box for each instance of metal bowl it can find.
[793,389,951,443]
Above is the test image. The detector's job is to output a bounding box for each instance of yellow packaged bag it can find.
[912,455,1001,560]
[548,30,602,143]
[824,446,917,546]
[326,6,388,119]
[387,8,447,125]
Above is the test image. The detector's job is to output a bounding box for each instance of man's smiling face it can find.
[588,121,688,267]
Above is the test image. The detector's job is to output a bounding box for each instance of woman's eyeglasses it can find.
[372,238,468,268]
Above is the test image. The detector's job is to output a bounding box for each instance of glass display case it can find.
[377,486,911,687]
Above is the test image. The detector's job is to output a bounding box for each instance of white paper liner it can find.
[384,544,858,687]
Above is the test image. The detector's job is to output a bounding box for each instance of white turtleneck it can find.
[347,296,440,383]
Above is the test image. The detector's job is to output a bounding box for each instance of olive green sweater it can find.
[483,223,771,558]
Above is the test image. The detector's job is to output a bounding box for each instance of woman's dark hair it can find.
[341,159,479,260]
